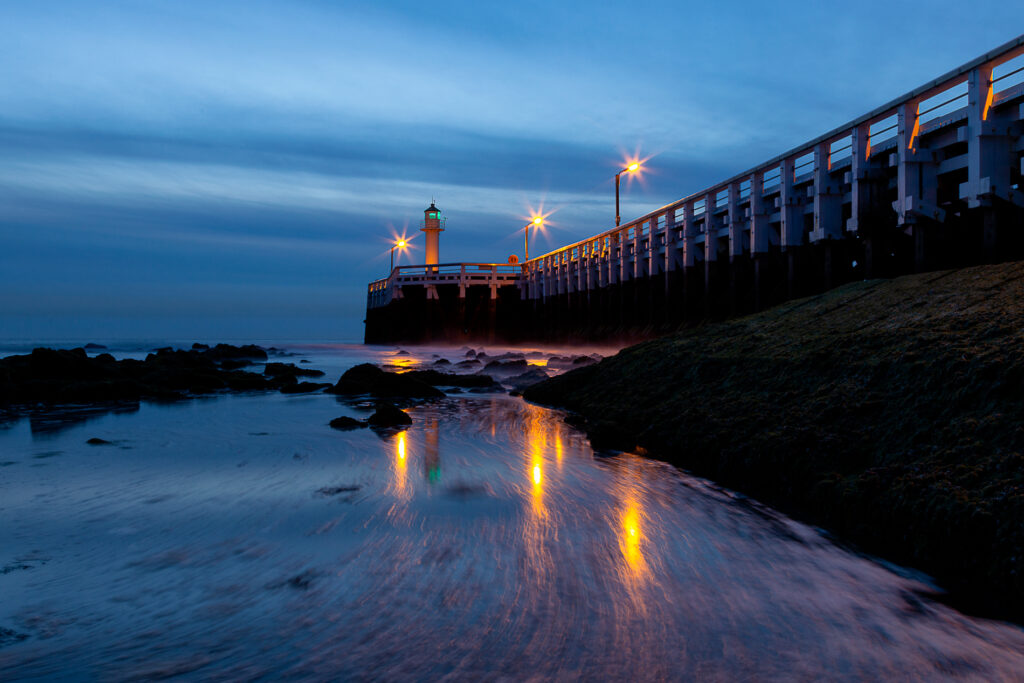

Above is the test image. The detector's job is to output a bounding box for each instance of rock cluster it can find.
[0,345,316,406]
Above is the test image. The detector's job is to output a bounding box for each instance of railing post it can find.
[780,157,802,250]
[847,122,872,234]
[632,224,642,280]
[664,209,678,275]
[682,202,696,268]
[750,171,771,254]
[812,140,843,241]
[704,192,718,263]
[727,181,743,260]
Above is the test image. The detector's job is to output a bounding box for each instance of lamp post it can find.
[615,162,641,227]
[390,239,406,272]
[524,216,543,261]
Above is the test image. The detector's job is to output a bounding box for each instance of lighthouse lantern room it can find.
[421,202,445,265]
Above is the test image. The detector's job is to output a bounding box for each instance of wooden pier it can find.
[366,34,1024,344]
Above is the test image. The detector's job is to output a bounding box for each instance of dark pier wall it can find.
[365,206,1024,346]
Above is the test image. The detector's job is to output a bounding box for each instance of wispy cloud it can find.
[2,0,1021,339]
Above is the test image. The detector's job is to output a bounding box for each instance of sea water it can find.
[1,342,1023,679]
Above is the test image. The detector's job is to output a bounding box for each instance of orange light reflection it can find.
[391,430,410,502]
[983,83,995,121]
[615,456,650,590]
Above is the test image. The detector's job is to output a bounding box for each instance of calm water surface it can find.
[1,343,1023,680]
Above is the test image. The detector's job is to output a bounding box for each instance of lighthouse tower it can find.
[421,202,445,265]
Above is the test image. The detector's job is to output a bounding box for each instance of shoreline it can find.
[525,260,1024,624]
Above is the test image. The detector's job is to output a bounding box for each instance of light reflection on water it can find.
[1,388,1023,679]
[389,431,409,502]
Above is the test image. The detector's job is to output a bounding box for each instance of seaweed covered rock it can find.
[480,359,528,376]
[367,402,413,427]
[264,362,325,378]
[327,364,443,399]
[203,344,268,361]
[0,344,283,406]
[504,367,552,391]
[280,382,332,394]
[329,416,368,430]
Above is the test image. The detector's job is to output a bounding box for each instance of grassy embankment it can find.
[524,261,1024,621]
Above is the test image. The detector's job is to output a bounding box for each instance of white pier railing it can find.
[367,263,522,309]
[520,33,1024,300]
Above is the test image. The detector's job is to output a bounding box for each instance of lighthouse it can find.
[421,202,445,265]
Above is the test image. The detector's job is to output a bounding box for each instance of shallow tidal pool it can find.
[2,346,1024,679]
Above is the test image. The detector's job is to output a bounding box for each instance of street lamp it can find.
[390,239,407,272]
[524,216,543,261]
[615,161,641,227]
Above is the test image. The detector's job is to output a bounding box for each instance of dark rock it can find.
[316,485,360,496]
[280,382,331,394]
[367,402,413,427]
[264,362,325,378]
[0,344,281,407]
[83,343,107,350]
[326,364,443,399]
[455,359,481,368]
[490,352,526,361]
[504,367,551,391]
[218,359,249,371]
[433,358,451,365]
[480,359,529,376]
[465,350,477,358]
[395,349,410,356]
[329,416,368,430]
[203,344,267,361]
[266,570,317,591]
[191,343,210,350]
[86,437,112,445]
[402,369,497,388]
[300,359,311,364]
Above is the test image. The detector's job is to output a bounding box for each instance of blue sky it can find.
[2,1,1022,341]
